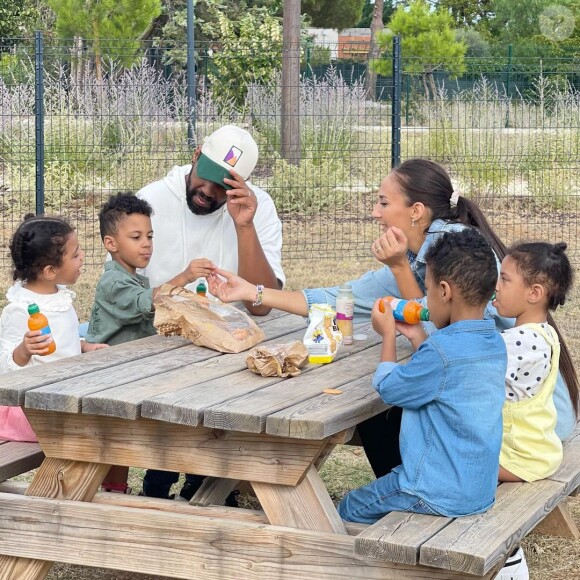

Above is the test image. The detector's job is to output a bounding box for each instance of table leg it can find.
[0,457,110,580]
[251,463,348,534]
[313,441,337,471]
[188,476,240,507]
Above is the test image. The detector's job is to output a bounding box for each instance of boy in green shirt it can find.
[87,192,217,495]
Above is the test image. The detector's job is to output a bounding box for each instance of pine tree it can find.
[302,0,365,31]
[374,0,467,99]
[48,0,162,82]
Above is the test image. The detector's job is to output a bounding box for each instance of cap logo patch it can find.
[224,146,242,167]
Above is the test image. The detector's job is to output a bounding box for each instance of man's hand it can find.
[208,268,256,303]
[81,341,109,353]
[224,169,257,228]
[371,226,409,267]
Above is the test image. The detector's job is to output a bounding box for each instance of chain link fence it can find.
[1,37,579,267]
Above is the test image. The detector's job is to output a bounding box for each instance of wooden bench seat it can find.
[354,424,580,577]
[0,439,44,483]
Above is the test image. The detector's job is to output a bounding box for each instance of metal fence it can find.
[1,36,579,267]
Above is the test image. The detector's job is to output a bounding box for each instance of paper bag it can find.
[154,284,265,353]
[246,341,309,377]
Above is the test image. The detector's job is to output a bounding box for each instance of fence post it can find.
[186,0,196,146]
[405,73,410,126]
[505,44,512,129]
[391,35,402,169]
[34,31,45,216]
[305,41,311,79]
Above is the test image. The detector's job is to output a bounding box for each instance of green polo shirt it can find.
[86,261,156,346]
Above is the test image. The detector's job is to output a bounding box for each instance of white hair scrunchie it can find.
[450,190,460,207]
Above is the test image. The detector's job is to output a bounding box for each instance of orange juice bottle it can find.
[379,297,429,324]
[27,303,56,355]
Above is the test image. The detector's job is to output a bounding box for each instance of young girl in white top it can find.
[493,241,578,483]
[0,215,107,441]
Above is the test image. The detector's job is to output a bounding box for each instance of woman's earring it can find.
[411,218,416,228]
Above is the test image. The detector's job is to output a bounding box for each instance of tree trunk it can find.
[281,0,301,165]
[365,0,384,101]
[428,71,437,101]
[422,73,430,100]
[71,36,83,86]
[92,19,104,91]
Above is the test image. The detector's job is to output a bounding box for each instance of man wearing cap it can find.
[137,124,284,316]
[136,125,284,504]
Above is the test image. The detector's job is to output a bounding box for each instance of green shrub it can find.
[266,155,352,214]
[0,53,32,85]
[518,130,580,171]
[44,160,92,208]
[526,167,578,209]
[207,12,282,112]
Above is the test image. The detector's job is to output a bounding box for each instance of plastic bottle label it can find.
[389,299,409,322]
[336,297,354,344]
[40,325,54,345]
[335,311,353,320]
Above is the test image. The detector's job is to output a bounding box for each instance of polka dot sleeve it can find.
[501,324,552,402]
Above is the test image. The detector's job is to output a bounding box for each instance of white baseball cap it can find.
[196,125,259,189]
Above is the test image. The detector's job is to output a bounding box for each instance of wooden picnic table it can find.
[0,307,490,580]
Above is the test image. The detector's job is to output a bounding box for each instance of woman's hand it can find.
[371,226,409,267]
[208,268,255,303]
[81,341,109,353]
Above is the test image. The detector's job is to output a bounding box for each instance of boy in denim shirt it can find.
[338,229,507,523]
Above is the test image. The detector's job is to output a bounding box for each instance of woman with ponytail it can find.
[207,159,578,475]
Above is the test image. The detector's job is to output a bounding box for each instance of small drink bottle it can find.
[336,283,354,345]
[379,297,429,324]
[27,303,56,355]
[196,281,207,296]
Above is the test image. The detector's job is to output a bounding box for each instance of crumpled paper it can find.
[246,341,309,377]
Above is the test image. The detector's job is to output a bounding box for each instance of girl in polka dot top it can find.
[493,241,578,482]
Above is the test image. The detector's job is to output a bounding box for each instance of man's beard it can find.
[185,187,224,215]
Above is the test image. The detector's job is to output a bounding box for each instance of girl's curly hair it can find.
[9,214,74,283]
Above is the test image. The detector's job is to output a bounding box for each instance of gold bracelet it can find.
[252,284,264,306]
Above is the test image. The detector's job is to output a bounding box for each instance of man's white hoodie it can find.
[136,165,285,291]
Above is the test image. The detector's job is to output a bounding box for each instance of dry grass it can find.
[2,246,580,579]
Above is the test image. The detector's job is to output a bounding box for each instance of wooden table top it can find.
[0,309,413,441]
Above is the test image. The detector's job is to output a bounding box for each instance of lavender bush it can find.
[0,58,578,224]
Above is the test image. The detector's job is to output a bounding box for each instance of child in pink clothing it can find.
[0,215,107,441]
[0,407,36,441]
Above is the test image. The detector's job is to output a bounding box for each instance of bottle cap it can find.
[196,281,207,295]
[27,303,40,315]
[339,283,352,291]
[419,308,430,321]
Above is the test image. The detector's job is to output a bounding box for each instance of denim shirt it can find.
[302,219,576,439]
[372,319,507,517]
